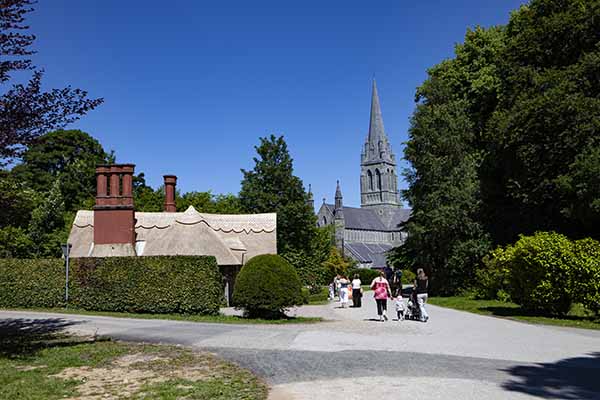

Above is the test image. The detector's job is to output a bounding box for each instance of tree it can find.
[322,247,349,279]
[399,0,600,294]
[28,179,66,257]
[1,1,103,166]
[240,135,316,254]
[0,170,39,228]
[178,191,243,214]
[11,130,109,211]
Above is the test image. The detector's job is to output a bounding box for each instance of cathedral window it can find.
[376,169,382,190]
[368,170,373,190]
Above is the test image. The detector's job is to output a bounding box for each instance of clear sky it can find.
[28,0,526,209]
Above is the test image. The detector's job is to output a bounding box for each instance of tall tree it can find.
[11,130,110,211]
[1,0,102,166]
[400,0,600,294]
[240,135,316,254]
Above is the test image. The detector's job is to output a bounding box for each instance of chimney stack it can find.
[93,164,136,246]
[163,175,177,212]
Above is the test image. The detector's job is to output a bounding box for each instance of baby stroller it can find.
[405,290,421,321]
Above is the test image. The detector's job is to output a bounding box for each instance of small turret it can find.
[307,184,314,212]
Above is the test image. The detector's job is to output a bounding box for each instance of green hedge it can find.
[348,268,379,284]
[0,256,222,315]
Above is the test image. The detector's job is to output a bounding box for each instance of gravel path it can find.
[2,293,599,399]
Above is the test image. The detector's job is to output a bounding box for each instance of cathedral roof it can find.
[345,242,393,268]
[323,204,410,231]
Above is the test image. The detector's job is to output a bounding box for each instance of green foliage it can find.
[474,247,513,301]
[401,1,600,295]
[232,254,303,319]
[0,259,67,308]
[0,226,34,258]
[348,268,379,284]
[239,135,316,254]
[402,269,416,284]
[28,179,66,258]
[0,171,39,229]
[178,191,243,214]
[282,225,334,287]
[322,247,349,279]
[506,232,575,315]
[572,238,600,315]
[0,256,222,315]
[11,130,109,211]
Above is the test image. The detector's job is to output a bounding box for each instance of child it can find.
[395,295,405,321]
[328,282,335,301]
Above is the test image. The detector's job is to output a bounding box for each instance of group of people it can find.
[329,268,430,323]
[329,274,363,308]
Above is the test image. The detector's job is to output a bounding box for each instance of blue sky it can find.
[28,0,526,209]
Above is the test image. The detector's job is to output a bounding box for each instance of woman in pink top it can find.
[370,270,392,321]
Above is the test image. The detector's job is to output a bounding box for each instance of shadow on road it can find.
[0,317,84,359]
[502,352,600,399]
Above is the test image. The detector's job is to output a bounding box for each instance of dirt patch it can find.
[51,349,231,399]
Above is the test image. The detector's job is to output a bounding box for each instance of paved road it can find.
[1,294,600,399]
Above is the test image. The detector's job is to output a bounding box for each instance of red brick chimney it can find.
[93,164,136,245]
[163,175,177,212]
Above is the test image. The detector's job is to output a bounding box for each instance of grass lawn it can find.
[2,307,323,325]
[429,296,600,330]
[0,321,268,400]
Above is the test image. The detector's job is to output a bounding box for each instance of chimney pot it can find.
[164,175,177,212]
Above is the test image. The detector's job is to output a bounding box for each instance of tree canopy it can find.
[400,0,600,294]
[240,135,316,254]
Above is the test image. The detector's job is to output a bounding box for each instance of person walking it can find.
[414,268,429,322]
[370,271,392,321]
[338,275,350,308]
[392,268,403,297]
[351,274,362,308]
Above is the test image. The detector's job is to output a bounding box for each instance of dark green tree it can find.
[11,130,110,211]
[240,135,316,254]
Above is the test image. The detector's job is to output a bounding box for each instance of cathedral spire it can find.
[368,79,386,146]
[363,79,394,163]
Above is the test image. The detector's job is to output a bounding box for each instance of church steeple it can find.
[333,180,345,253]
[360,80,400,209]
[363,79,395,164]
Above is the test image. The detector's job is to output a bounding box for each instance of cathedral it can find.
[315,80,410,269]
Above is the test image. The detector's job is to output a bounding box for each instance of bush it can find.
[507,232,575,315]
[232,254,303,319]
[0,256,222,315]
[474,247,513,301]
[572,238,600,315]
[347,268,379,284]
[402,269,416,284]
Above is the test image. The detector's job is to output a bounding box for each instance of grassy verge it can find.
[0,322,268,400]
[429,296,600,330]
[1,307,322,325]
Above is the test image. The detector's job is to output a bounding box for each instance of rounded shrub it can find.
[507,232,575,315]
[232,254,304,319]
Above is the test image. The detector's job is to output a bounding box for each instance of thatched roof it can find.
[68,206,277,265]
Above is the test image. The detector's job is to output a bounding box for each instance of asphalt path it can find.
[1,294,600,400]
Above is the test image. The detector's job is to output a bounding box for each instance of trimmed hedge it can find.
[0,259,66,308]
[232,254,303,319]
[0,256,222,315]
[348,268,379,284]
